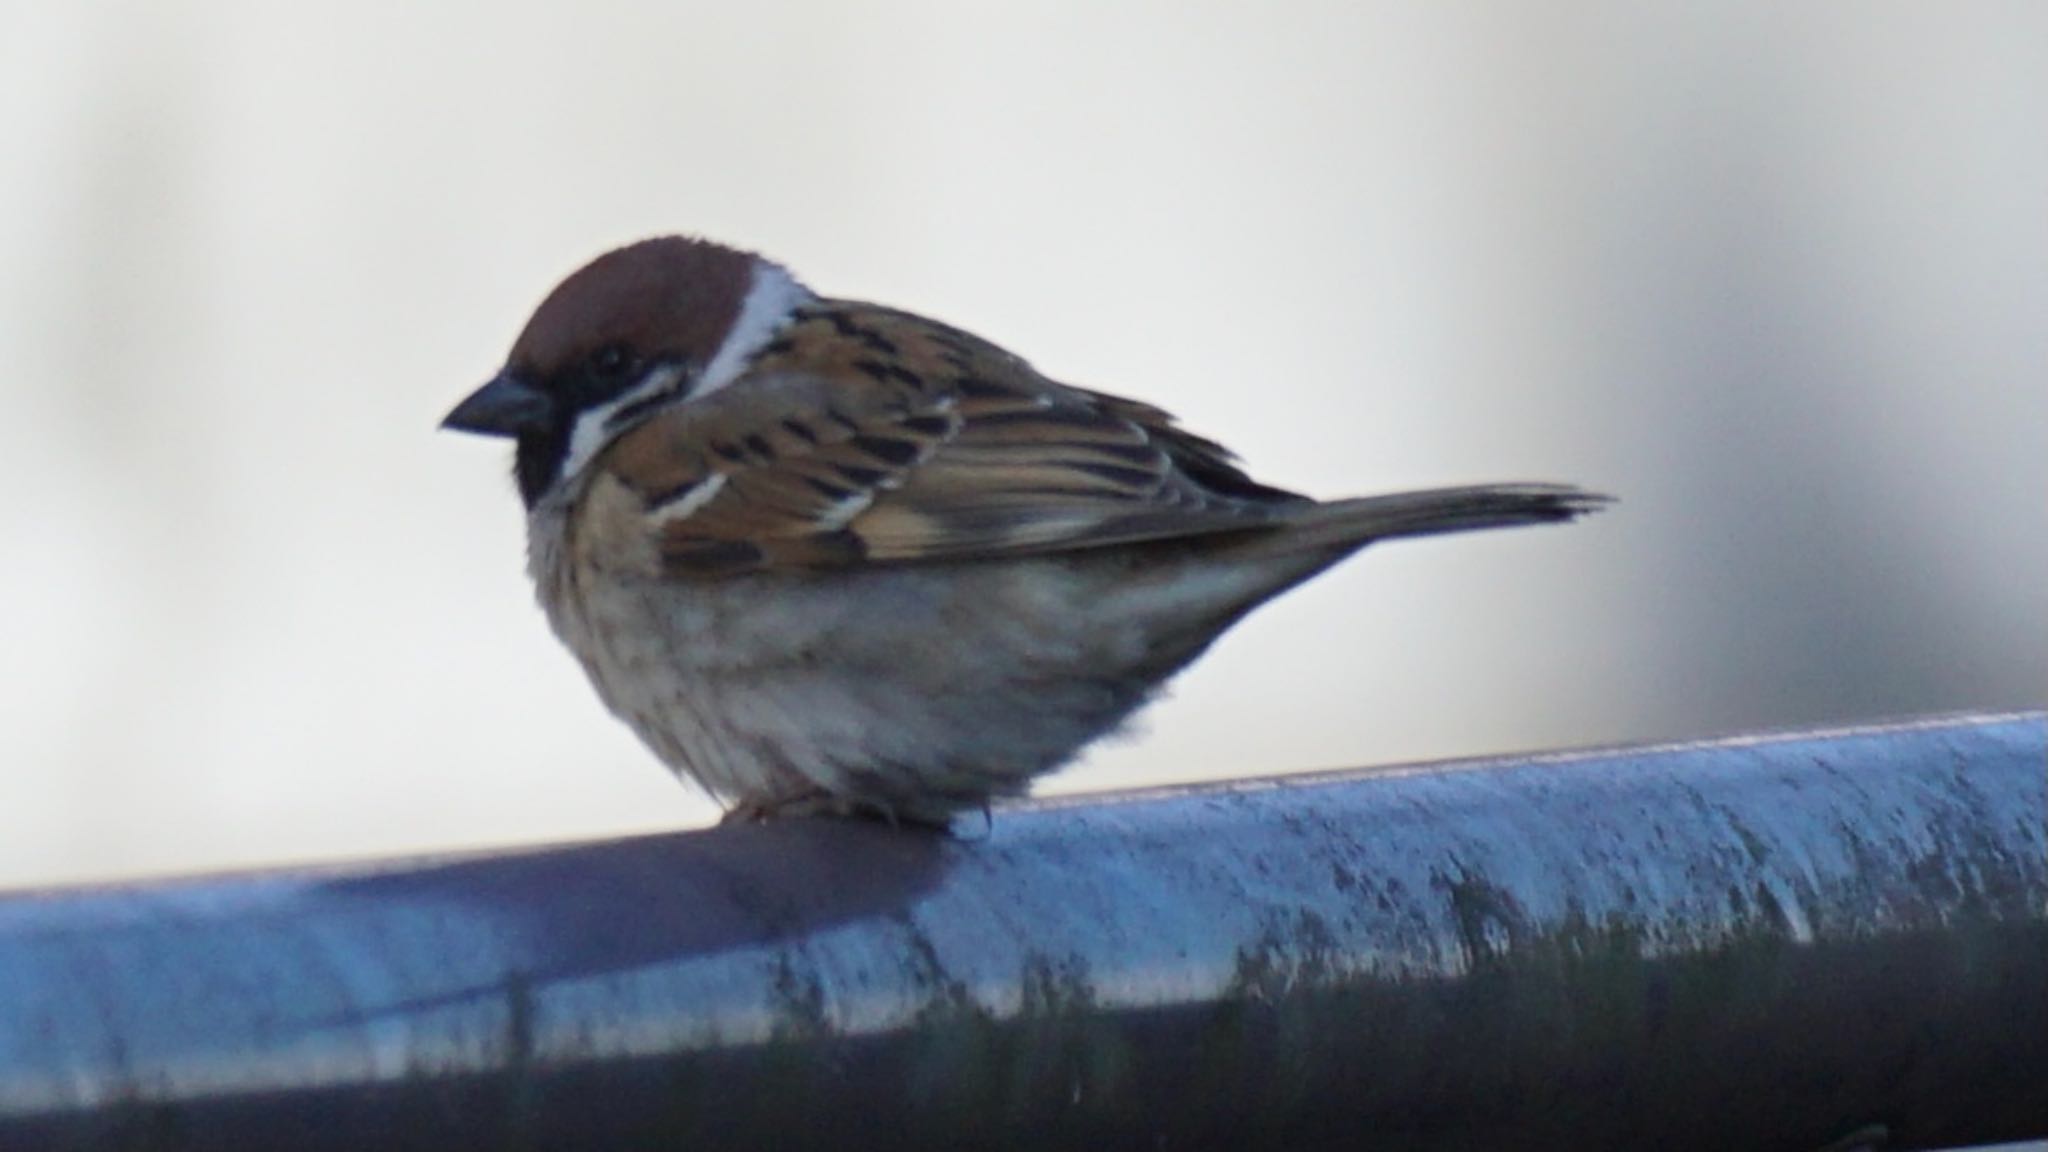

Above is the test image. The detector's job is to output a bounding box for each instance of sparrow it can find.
[442,236,1607,826]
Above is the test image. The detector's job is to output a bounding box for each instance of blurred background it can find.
[2,2,2042,888]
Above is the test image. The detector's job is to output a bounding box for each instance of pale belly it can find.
[539,555,1164,817]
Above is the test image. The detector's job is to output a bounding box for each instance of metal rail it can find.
[1,713,2043,1151]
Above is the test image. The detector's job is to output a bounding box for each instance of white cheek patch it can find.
[560,362,688,485]
[554,261,812,489]
[696,262,815,399]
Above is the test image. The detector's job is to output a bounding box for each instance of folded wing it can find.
[595,304,1305,577]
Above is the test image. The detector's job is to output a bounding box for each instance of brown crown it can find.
[507,236,758,379]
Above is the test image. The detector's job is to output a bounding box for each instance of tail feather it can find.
[1110,482,1609,675]
[1272,482,1612,554]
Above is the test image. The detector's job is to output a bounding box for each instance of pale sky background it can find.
[2,2,2043,888]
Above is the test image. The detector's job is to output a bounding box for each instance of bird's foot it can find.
[720,791,957,832]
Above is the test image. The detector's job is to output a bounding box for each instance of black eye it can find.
[589,343,636,379]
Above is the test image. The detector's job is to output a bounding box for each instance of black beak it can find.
[441,372,554,437]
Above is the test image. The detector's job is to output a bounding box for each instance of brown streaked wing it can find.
[602,303,1303,576]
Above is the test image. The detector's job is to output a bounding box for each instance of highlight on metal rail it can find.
[2,712,2043,1151]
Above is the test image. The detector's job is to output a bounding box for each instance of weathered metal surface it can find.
[1,713,2042,1151]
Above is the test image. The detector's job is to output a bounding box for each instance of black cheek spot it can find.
[743,433,775,458]
[606,391,680,432]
